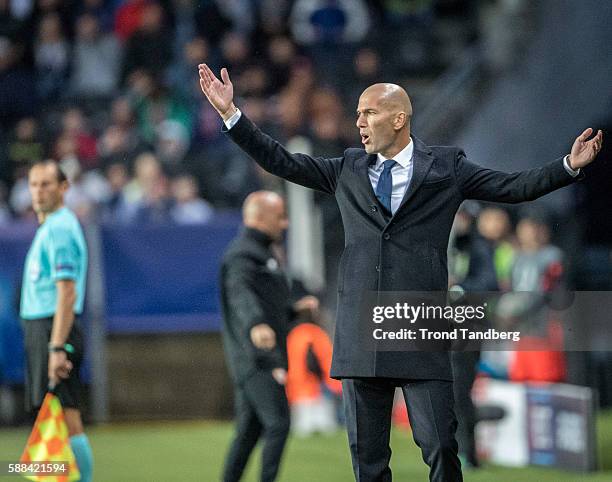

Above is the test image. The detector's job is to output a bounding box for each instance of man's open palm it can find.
[198,64,235,119]
[569,128,603,169]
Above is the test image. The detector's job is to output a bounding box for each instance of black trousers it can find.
[222,370,290,482]
[451,351,480,466]
[342,378,462,482]
[22,317,83,413]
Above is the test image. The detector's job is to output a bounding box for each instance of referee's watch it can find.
[48,343,75,354]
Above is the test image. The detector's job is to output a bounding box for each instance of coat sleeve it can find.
[223,255,266,334]
[454,150,582,203]
[223,255,285,369]
[225,113,344,194]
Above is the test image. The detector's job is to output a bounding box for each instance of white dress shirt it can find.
[368,142,414,215]
[224,108,581,209]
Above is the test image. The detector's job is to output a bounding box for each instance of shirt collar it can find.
[243,226,274,247]
[375,138,414,169]
[40,206,66,226]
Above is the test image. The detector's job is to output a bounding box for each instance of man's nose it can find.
[356,114,365,128]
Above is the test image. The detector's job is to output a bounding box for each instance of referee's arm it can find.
[48,279,76,386]
[48,279,76,385]
[50,279,76,347]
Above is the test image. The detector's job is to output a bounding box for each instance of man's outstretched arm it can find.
[198,64,343,194]
[456,128,603,202]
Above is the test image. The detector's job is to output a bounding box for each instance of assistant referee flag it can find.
[19,392,80,481]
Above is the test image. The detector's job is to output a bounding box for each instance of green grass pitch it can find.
[1,412,611,481]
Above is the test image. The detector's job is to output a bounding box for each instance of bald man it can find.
[220,191,298,482]
[201,65,603,482]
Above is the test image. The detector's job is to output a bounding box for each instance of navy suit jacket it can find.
[225,114,581,380]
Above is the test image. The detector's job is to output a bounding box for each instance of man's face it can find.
[263,199,289,241]
[516,220,547,250]
[356,90,398,155]
[28,164,67,214]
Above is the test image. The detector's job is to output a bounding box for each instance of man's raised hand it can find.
[198,64,236,120]
[569,128,604,170]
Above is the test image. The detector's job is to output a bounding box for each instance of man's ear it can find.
[394,112,406,130]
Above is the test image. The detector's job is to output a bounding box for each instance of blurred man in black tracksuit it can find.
[220,190,317,482]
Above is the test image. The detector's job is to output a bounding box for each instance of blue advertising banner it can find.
[101,213,241,334]
[0,221,36,384]
[0,214,242,384]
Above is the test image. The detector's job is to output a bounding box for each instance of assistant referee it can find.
[20,160,93,482]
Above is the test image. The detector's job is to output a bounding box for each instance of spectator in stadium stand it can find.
[289,0,370,46]
[76,0,115,34]
[193,0,233,46]
[155,119,191,170]
[476,207,516,291]
[58,107,99,170]
[69,13,121,99]
[289,0,370,83]
[512,213,563,293]
[120,2,172,82]
[6,117,45,189]
[99,162,131,223]
[265,36,297,94]
[199,63,603,481]
[167,36,213,103]
[131,167,173,225]
[219,191,319,482]
[121,152,162,213]
[346,47,383,105]
[129,70,192,145]
[33,12,69,102]
[169,173,213,225]
[114,0,149,42]
[0,38,37,130]
[506,213,567,383]
[97,97,150,171]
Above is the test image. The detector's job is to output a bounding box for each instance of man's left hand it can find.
[569,128,603,169]
[48,351,73,387]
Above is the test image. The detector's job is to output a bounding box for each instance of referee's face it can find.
[28,164,68,215]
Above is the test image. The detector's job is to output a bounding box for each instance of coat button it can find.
[383,233,391,240]
[370,205,377,212]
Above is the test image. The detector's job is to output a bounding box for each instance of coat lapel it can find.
[357,153,384,209]
[394,136,434,215]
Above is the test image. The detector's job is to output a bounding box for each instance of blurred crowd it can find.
[450,203,565,294]
[449,202,570,381]
[0,0,483,225]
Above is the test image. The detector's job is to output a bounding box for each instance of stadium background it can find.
[1,0,612,480]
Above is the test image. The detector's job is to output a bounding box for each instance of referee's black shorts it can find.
[21,317,84,413]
